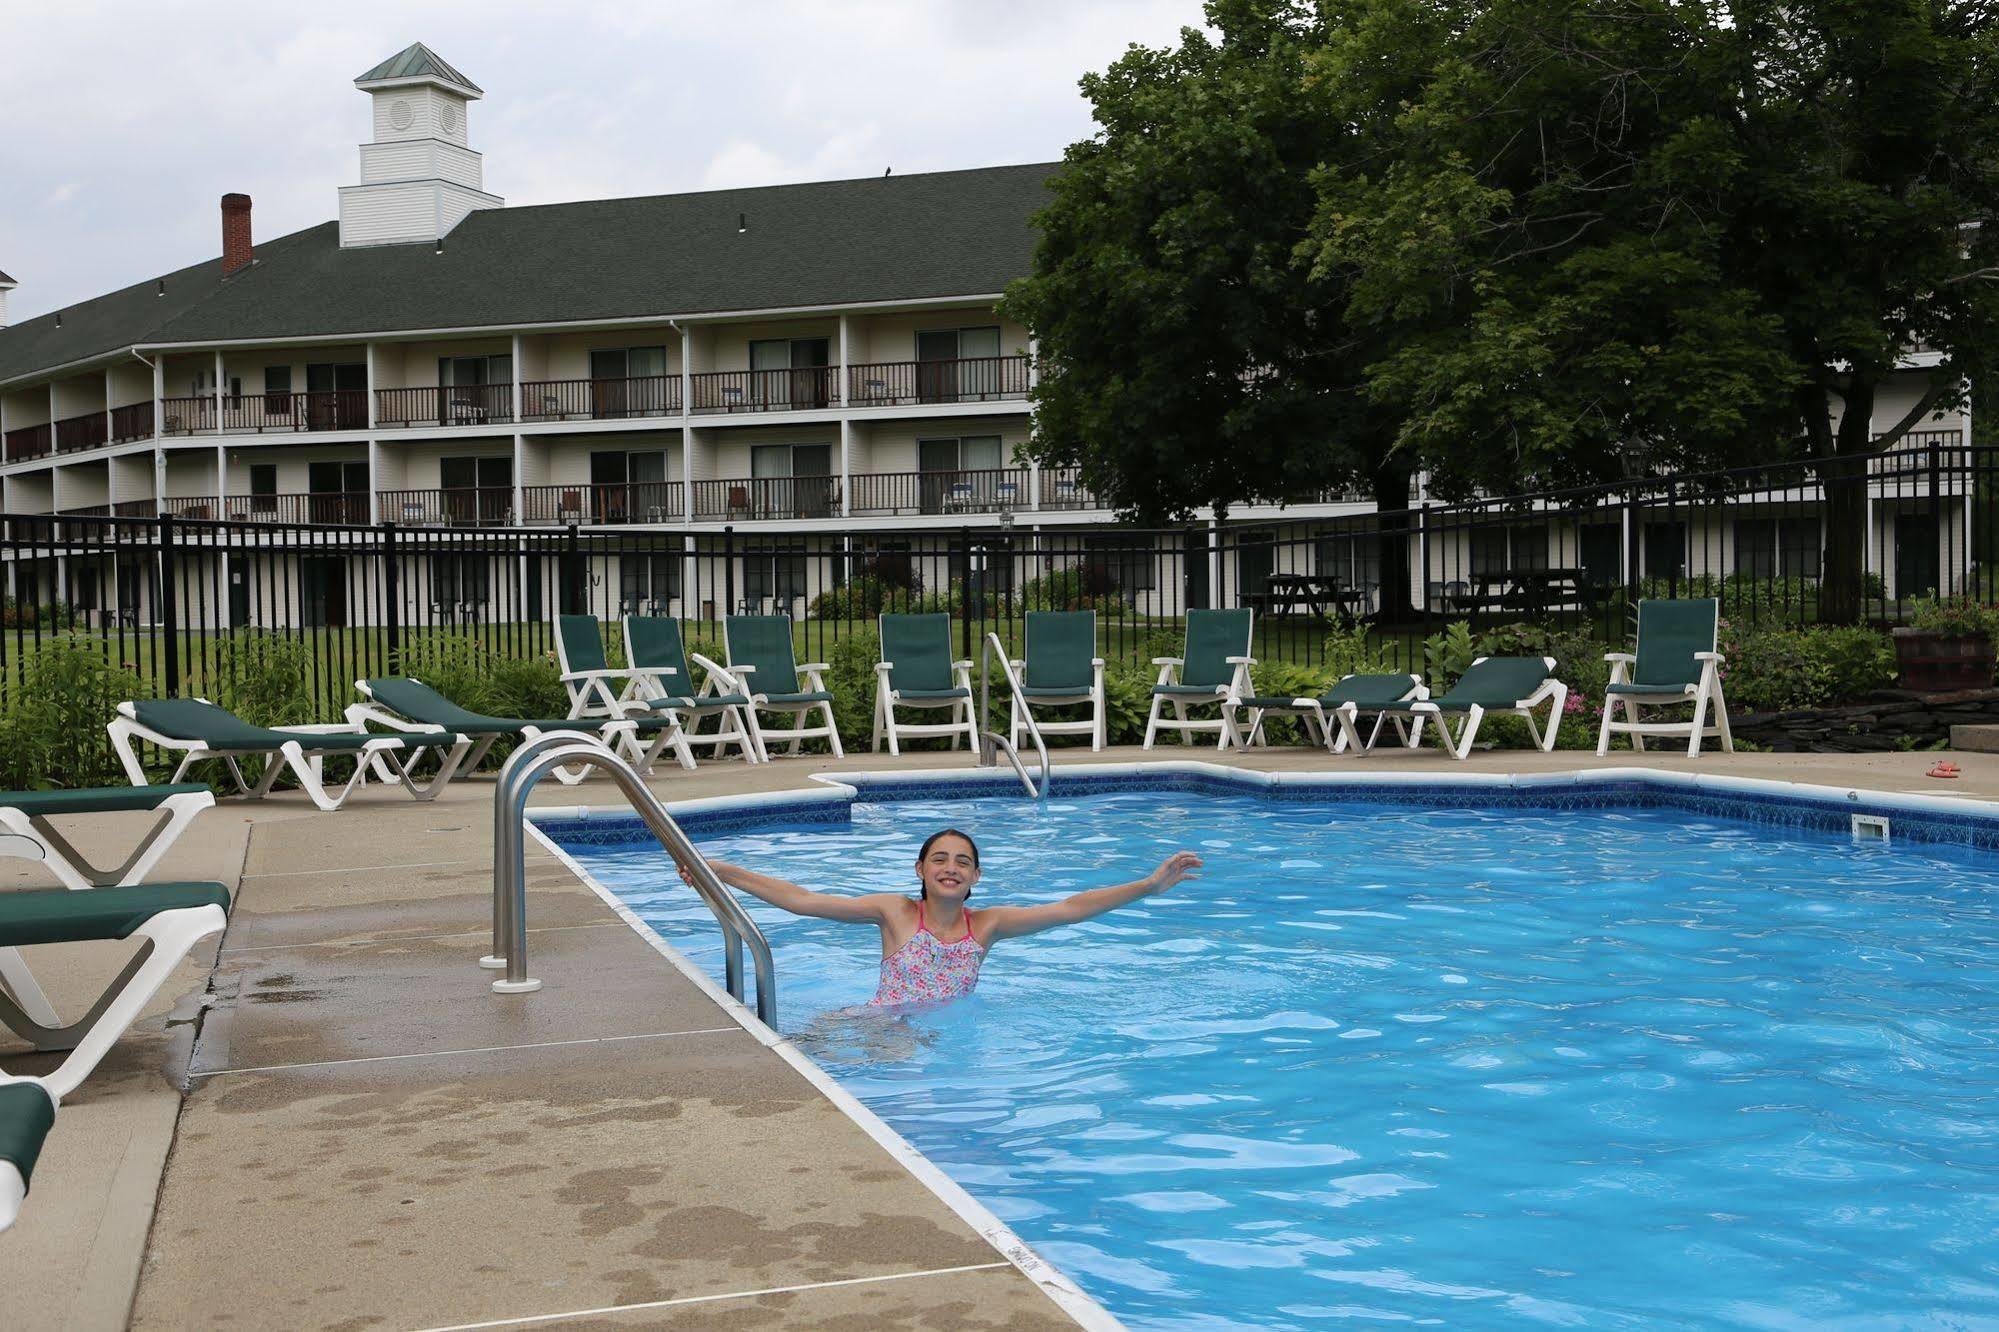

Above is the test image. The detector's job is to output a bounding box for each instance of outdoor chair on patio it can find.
[350,676,692,779]
[0,878,231,1231]
[553,614,644,721]
[1008,610,1105,752]
[108,699,470,811]
[620,615,761,765]
[1143,608,1256,750]
[722,615,844,759]
[872,613,978,755]
[1596,597,1734,757]
[1228,673,1428,755]
[1388,656,1567,760]
[0,785,214,890]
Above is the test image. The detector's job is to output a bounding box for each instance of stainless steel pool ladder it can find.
[484,730,778,1025]
[976,631,1050,799]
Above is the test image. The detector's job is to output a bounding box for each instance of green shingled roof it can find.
[355,42,481,95]
[0,162,1055,386]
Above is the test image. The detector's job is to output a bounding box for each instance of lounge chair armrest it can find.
[797,663,831,673]
[1693,651,1725,663]
[560,667,630,683]
[1151,657,1183,666]
[1603,652,1636,665]
[688,652,738,681]
[1091,658,1105,668]
[1226,655,1257,666]
[272,722,364,736]
[952,659,974,671]
[874,661,895,675]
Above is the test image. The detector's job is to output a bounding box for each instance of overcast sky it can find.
[0,0,1207,322]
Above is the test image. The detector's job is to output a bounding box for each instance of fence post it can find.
[1183,526,1205,609]
[958,525,974,662]
[156,512,180,697]
[383,521,402,672]
[1929,438,1944,593]
[565,521,582,615]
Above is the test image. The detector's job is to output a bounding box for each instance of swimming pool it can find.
[543,771,1999,1329]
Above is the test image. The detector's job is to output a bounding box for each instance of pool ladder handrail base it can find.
[976,631,1050,799]
[486,730,778,1025]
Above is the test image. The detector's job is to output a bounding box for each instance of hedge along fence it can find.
[1,604,1926,791]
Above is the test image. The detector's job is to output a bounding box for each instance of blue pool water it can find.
[559,791,1999,1329]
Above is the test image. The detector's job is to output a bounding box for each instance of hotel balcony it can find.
[375,385,514,430]
[380,486,515,526]
[54,411,109,454]
[845,356,1029,407]
[223,492,372,524]
[520,481,682,525]
[4,422,53,462]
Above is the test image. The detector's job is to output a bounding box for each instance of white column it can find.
[212,350,225,434]
[151,355,165,440]
[368,438,382,524]
[511,431,525,523]
[680,325,695,523]
[1026,333,1041,510]
[837,314,852,517]
[153,448,166,509]
[510,334,523,425]
[47,385,57,454]
[365,343,379,428]
[103,370,114,444]
[213,443,225,513]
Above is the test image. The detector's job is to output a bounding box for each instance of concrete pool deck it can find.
[5,742,1997,1329]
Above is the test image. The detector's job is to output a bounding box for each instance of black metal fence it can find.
[2,437,1990,723]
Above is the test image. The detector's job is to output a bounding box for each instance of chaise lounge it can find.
[1229,672,1428,754]
[1392,655,1567,759]
[349,676,692,779]
[0,785,215,890]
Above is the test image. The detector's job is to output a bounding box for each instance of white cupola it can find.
[337,43,502,248]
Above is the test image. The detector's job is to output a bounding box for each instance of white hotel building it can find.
[0,44,1974,627]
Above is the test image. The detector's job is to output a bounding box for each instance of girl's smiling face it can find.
[916,831,981,904]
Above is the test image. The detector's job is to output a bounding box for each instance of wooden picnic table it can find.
[1251,573,1370,621]
[1442,567,1600,616]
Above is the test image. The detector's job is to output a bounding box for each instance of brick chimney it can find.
[221,193,253,276]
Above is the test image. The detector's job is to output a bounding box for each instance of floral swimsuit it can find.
[870,902,985,1006]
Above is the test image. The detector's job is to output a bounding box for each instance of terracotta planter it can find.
[1892,627,1995,692]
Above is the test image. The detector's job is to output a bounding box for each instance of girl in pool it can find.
[689,829,1201,1006]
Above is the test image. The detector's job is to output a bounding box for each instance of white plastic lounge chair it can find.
[724,615,844,759]
[553,614,642,721]
[619,616,762,764]
[872,613,978,755]
[1597,597,1734,757]
[1008,610,1105,752]
[1229,673,1427,754]
[349,676,691,780]
[1143,609,1256,750]
[0,880,229,1232]
[108,698,470,811]
[1393,656,1567,759]
[0,785,214,890]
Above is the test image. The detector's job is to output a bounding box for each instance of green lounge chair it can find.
[0,785,214,890]
[0,881,230,1232]
[553,614,643,720]
[723,615,843,759]
[1228,673,1427,754]
[1008,611,1105,752]
[1597,598,1734,757]
[619,615,761,764]
[1396,655,1567,759]
[872,613,977,755]
[108,698,470,811]
[0,1076,56,1232]
[1143,608,1257,750]
[349,676,693,779]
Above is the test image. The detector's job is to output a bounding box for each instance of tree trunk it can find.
[1818,381,1878,627]
[1371,461,1416,624]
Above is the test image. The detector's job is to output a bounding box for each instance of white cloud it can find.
[0,0,1206,321]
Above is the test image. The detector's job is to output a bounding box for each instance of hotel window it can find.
[915,326,1002,400]
[620,554,680,614]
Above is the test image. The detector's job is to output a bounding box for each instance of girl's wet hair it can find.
[916,828,979,899]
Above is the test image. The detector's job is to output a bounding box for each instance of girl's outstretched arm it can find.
[688,858,896,924]
[980,851,1202,944]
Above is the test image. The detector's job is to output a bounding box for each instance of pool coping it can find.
[524,759,1999,1330]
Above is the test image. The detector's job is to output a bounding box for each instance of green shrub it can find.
[200,632,315,727]
[826,628,883,752]
[1422,621,1477,694]
[0,636,147,789]
[1321,615,1394,678]
[1907,595,1998,639]
[1718,623,1895,711]
[0,599,80,630]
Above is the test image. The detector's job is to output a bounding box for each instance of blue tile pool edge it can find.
[528,762,1999,855]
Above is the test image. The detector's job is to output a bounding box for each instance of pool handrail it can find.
[977,631,1049,798]
[486,731,777,1025]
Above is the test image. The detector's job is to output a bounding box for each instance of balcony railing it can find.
[224,492,372,525]
[113,499,159,518]
[3,422,52,461]
[161,396,217,436]
[375,385,515,429]
[54,412,108,454]
[846,468,1031,517]
[520,481,684,525]
[690,476,842,521]
[1039,466,1099,510]
[520,376,681,423]
[846,356,1031,407]
[380,486,516,526]
[221,389,370,434]
[161,496,220,520]
[110,401,155,443]
[689,368,837,415]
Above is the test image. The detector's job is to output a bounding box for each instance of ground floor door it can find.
[301,556,348,628]
[228,562,250,628]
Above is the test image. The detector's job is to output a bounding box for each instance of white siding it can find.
[360,140,484,188]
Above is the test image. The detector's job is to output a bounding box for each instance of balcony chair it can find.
[1596,598,1734,757]
[872,613,978,755]
[721,615,843,759]
[1143,609,1257,750]
[0,785,214,891]
[108,698,471,812]
[1007,610,1106,752]
[1382,656,1568,759]
[1227,673,1428,754]
[620,615,762,764]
